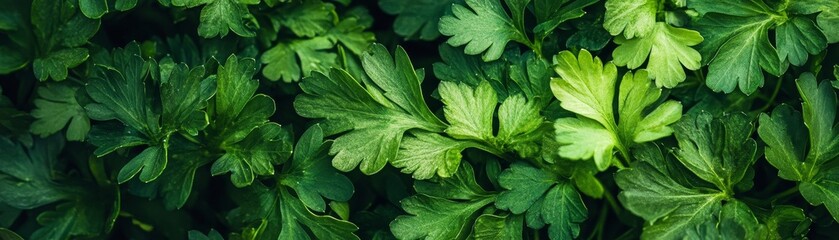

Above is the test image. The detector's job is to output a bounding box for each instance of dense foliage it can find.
[1,0,838,239]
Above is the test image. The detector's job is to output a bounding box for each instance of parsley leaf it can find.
[758,73,839,221]
[0,136,119,240]
[612,22,703,88]
[79,0,138,19]
[278,124,353,213]
[29,83,90,141]
[496,162,587,240]
[228,125,357,239]
[390,162,495,240]
[209,55,292,187]
[690,0,832,94]
[378,0,456,40]
[603,0,657,38]
[550,50,682,170]
[295,44,446,175]
[439,0,530,61]
[168,0,259,38]
[615,112,802,239]
[788,0,839,43]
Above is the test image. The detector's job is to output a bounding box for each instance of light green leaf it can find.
[440,81,496,141]
[612,22,703,88]
[604,0,657,38]
[551,50,682,170]
[261,38,337,82]
[413,161,491,200]
[391,132,468,180]
[554,118,616,170]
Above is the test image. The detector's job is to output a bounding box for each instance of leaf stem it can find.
[755,75,783,113]
[768,185,799,202]
[603,189,622,215]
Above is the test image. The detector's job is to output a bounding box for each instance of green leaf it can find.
[765,206,810,239]
[391,132,468,179]
[471,214,523,240]
[30,0,100,81]
[413,161,491,200]
[278,0,335,38]
[118,145,167,183]
[551,50,682,170]
[30,83,90,141]
[616,145,728,239]
[433,44,506,93]
[496,162,587,240]
[261,37,337,82]
[758,73,839,221]
[440,81,496,141]
[618,110,767,239]
[79,0,137,18]
[79,0,108,19]
[497,94,544,148]
[0,136,70,209]
[788,0,839,43]
[159,63,214,135]
[212,123,292,187]
[390,161,495,240]
[227,182,360,240]
[672,112,758,193]
[604,0,657,38]
[0,136,119,239]
[188,229,224,240]
[295,44,446,175]
[172,0,259,38]
[378,0,456,40]
[391,194,494,240]
[691,0,782,94]
[531,0,598,38]
[439,0,529,61]
[612,22,703,88]
[33,48,89,81]
[775,17,827,66]
[211,55,292,187]
[279,125,353,212]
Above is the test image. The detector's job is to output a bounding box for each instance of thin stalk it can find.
[768,185,799,202]
[755,75,783,113]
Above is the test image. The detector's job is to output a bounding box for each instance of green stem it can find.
[755,75,783,113]
[603,190,622,215]
[586,202,609,240]
[768,185,799,202]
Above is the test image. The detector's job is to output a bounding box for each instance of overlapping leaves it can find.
[550,49,682,171]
